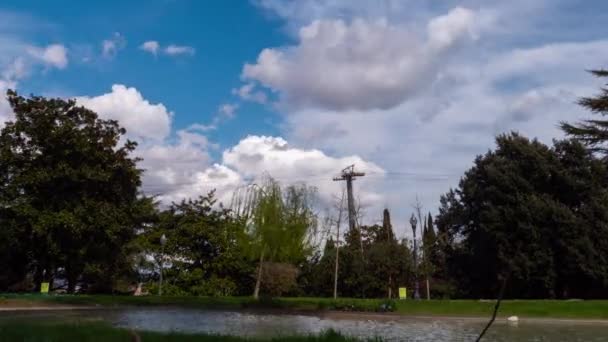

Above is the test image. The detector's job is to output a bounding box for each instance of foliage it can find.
[435,133,608,298]
[260,262,299,297]
[0,90,152,293]
[561,69,608,155]
[139,191,254,296]
[304,208,414,299]
[234,178,318,298]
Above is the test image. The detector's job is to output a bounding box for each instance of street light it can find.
[159,234,167,296]
[410,213,420,300]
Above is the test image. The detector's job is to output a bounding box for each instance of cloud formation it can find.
[165,44,195,56]
[26,44,68,69]
[140,40,160,55]
[243,7,478,111]
[101,32,126,59]
[76,84,173,141]
[139,41,196,57]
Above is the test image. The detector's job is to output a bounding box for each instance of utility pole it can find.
[333,190,345,299]
[333,165,365,234]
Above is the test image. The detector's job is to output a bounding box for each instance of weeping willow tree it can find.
[231,177,318,298]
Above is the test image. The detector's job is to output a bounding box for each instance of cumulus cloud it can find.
[102,32,126,59]
[242,7,477,111]
[138,134,383,209]
[165,44,195,56]
[140,40,160,55]
[26,44,68,69]
[222,135,385,205]
[76,84,172,141]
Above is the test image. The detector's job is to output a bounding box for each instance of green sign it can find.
[399,287,407,299]
[40,282,50,294]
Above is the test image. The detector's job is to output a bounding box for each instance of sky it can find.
[1,0,607,237]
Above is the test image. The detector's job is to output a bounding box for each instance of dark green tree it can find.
[436,133,608,298]
[141,191,254,296]
[0,90,149,293]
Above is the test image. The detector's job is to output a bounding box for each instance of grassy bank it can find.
[3,294,608,319]
[0,321,373,342]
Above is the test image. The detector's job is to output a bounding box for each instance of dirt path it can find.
[320,310,608,326]
[0,299,95,312]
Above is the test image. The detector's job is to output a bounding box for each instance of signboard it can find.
[40,282,50,294]
[398,287,407,299]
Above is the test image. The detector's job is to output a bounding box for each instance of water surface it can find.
[3,308,608,341]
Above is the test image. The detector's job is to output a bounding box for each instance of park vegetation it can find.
[2,70,608,300]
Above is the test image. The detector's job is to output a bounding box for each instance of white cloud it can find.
[222,135,385,206]
[76,84,172,141]
[137,133,384,210]
[165,44,195,56]
[140,40,160,55]
[242,8,478,111]
[232,83,268,104]
[26,44,68,69]
[218,103,238,118]
[102,32,126,59]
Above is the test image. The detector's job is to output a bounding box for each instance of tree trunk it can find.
[34,265,44,292]
[66,262,79,294]
[388,275,392,298]
[426,277,430,300]
[253,248,265,299]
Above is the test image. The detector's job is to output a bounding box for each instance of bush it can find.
[190,277,237,297]
[260,262,298,297]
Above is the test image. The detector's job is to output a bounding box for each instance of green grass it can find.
[0,321,373,342]
[3,293,608,319]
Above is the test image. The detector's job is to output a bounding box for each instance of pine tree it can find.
[561,69,608,154]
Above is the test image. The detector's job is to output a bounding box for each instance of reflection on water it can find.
[3,308,608,341]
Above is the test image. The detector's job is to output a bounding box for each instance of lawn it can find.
[2,293,608,319]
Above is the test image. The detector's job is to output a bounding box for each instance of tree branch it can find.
[476,275,508,342]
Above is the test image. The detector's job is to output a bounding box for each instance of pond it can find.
[3,308,608,341]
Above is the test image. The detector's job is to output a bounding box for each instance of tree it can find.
[140,191,253,296]
[0,90,149,292]
[436,133,608,298]
[561,69,608,155]
[421,212,437,298]
[235,178,318,299]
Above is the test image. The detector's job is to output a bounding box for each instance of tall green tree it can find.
[561,69,608,154]
[436,133,608,298]
[0,91,149,292]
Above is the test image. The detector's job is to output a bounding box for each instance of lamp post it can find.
[159,234,166,296]
[410,214,420,300]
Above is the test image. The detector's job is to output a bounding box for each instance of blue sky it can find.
[1,0,607,235]
[3,0,288,150]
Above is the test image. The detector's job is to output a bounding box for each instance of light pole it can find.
[159,234,166,296]
[410,214,420,300]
